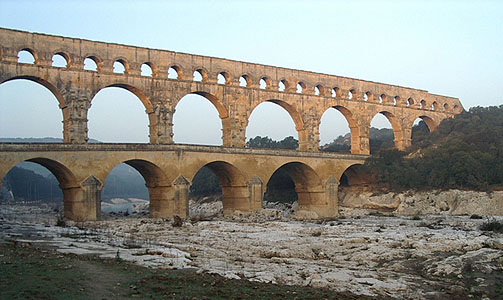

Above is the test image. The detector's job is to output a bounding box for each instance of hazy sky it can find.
[0,0,502,145]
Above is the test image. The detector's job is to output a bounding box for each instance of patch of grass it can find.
[480,220,503,233]
[411,215,421,221]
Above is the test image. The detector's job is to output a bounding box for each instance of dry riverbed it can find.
[1,204,502,299]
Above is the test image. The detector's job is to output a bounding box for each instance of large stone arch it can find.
[0,157,94,220]
[266,161,333,217]
[173,91,231,146]
[247,99,306,149]
[320,105,362,154]
[102,159,170,218]
[338,163,373,187]
[370,111,405,151]
[416,115,438,132]
[89,83,156,143]
[0,75,70,141]
[188,160,249,215]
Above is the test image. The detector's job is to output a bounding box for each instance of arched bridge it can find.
[0,28,463,221]
[0,143,365,221]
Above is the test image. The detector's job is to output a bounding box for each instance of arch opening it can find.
[314,85,322,96]
[193,69,207,82]
[319,106,354,153]
[84,57,99,71]
[296,82,305,94]
[101,161,160,217]
[52,53,68,68]
[168,66,180,79]
[173,92,226,145]
[0,161,69,207]
[331,87,339,98]
[0,78,64,140]
[246,100,302,148]
[278,80,286,92]
[369,112,396,154]
[260,77,270,89]
[217,72,229,85]
[17,49,36,64]
[265,162,322,214]
[88,86,150,143]
[239,75,250,87]
[141,63,154,77]
[339,164,373,188]
[113,60,127,74]
[348,89,354,99]
[393,96,399,106]
[189,161,246,218]
[420,99,427,109]
[411,117,432,148]
[0,158,78,217]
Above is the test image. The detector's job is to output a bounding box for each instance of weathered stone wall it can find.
[0,27,463,153]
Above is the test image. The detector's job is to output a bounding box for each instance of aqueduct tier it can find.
[0,143,366,221]
[0,28,462,154]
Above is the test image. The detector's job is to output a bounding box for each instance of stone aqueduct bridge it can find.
[0,143,366,221]
[0,28,463,221]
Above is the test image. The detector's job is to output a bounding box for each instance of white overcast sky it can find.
[0,0,502,145]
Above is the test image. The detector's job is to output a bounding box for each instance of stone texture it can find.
[339,188,503,216]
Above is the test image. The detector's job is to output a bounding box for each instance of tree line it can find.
[364,106,503,191]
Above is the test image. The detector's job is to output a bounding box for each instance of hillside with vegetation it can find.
[364,105,503,191]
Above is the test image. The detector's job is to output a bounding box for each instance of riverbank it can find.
[1,241,378,300]
[1,204,503,299]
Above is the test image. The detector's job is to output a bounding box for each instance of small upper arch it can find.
[379,94,387,104]
[217,71,231,85]
[141,62,157,77]
[113,57,130,74]
[17,48,38,64]
[278,79,290,92]
[239,74,252,87]
[314,84,324,96]
[419,99,427,109]
[168,65,182,79]
[52,51,70,68]
[260,76,272,89]
[193,67,209,82]
[331,87,340,98]
[296,81,306,94]
[84,55,103,72]
[364,91,372,102]
[348,88,356,100]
